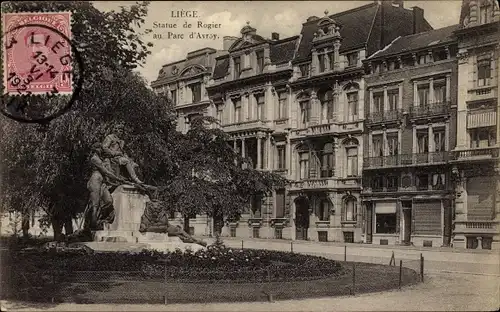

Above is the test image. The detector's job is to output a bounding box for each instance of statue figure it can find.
[102,123,144,184]
[139,199,207,247]
[84,143,127,232]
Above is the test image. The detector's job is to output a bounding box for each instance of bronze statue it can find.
[84,143,127,231]
[102,123,144,184]
[139,200,207,247]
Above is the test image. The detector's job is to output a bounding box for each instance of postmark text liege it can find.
[3,12,73,96]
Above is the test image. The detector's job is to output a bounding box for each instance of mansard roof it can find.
[293,2,433,63]
[367,24,459,60]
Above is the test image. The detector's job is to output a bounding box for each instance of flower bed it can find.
[11,243,344,283]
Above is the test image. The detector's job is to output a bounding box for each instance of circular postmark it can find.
[1,12,84,124]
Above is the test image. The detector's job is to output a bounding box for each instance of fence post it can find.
[389,251,395,266]
[266,267,274,302]
[241,239,244,250]
[163,260,168,304]
[351,263,356,295]
[290,241,293,253]
[344,245,347,262]
[398,260,402,290]
[420,253,424,282]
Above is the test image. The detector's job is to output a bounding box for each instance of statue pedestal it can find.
[91,185,205,253]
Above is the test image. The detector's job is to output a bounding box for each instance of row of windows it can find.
[371,127,446,157]
[233,50,265,79]
[369,173,447,191]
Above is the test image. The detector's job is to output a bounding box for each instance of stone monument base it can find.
[84,185,206,253]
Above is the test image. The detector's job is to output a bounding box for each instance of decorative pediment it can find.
[313,10,341,42]
[180,65,206,77]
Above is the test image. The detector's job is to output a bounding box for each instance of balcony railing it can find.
[410,102,449,118]
[363,152,449,168]
[366,109,401,124]
[467,108,497,129]
[454,220,498,235]
[451,147,500,160]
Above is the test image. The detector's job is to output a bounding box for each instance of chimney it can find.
[412,7,424,34]
[271,32,280,41]
[223,36,238,51]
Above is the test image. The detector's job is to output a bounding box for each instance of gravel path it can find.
[2,272,499,311]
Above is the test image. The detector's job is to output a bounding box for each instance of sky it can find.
[92,1,463,84]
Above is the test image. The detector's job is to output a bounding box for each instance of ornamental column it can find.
[257,134,262,170]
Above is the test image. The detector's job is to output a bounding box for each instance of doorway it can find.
[402,201,412,245]
[295,196,310,240]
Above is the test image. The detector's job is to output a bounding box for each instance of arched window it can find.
[318,89,335,122]
[343,196,357,221]
[320,142,335,177]
[319,199,330,221]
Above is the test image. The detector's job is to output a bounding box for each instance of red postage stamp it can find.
[2,12,73,95]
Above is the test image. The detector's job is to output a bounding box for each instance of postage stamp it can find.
[2,12,73,96]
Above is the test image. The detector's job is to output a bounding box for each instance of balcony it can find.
[467,85,498,103]
[222,119,271,132]
[409,102,450,119]
[366,109,402,124]
[451,147,500,161]
[291,120,362,139]
[289,178,337,192]
[467,108,497,129]
[454,220,498,235]
[363,152,449,169]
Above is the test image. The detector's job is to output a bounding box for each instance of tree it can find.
[165,116,288,234]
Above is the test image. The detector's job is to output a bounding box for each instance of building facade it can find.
[452,0,500,250]
[150,47,225,235]
[362,25,459,248]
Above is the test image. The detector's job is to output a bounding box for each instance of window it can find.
[275,189,286,218]
[386,175,399,191]
[387,134,399,155]
[299,152,309,179]
[417,174,429,190]
[470,127,496,148]
[479,4,491,24]
[233,98,242,123]
[256,50,265,74]
[278,92,287,119]
[373,92,384,113]
[233,56,241,79]
[252,227,260,238]
[434,81,446,103]
[417,84,430,106]
[230,227,237,237]
[376,214,397,234]
[274,228,283,239]
[328,51,335,70]
[277,146,286,169]
[347,52,359,67]
[319,90,334,122]
[319,200,330,221]
[477,56,492,87]
[346,147,358,177]
[251,195,262,218]
[191,83,202,103]
[256,94,265,120]
[344,197,357,221]
[318,53,326,72]
[216,104,224,124]
[432,173,446,190]
[321,143,334,177]
[170,89,177,105]
[300,99,311,126]
[299,64,310,77]
[372,176,384,191]
[372,134,383,157]
[417,131,429,153]
[347,92,358,121]
[433,128,446,152]
[388,90,398,111]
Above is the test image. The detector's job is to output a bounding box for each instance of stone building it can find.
[285,1,432,243]
[206,23,300,239]
[150,47,225,235]
[452,0,500,250]
[361,25,459,248]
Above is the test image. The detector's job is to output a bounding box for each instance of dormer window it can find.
[234,56,241,79]
[328,51,335,70]
[256,50,265,74]
[318,53,326,72]
[299,64,310,77]
[479,2,492,24]
[347,52,358,67]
